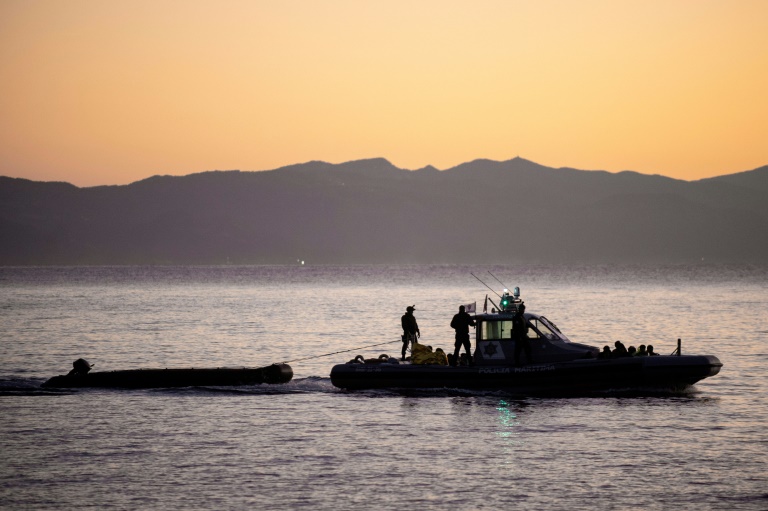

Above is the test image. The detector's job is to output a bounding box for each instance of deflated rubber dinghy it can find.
[42,358,293,389]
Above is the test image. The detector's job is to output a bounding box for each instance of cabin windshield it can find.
[528,318,558,340]
[539,316,563,335]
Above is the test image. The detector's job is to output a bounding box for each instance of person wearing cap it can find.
[400,305,420,360]
[450,305,476,366]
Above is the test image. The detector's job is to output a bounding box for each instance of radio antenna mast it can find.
[471,272,502,298]
[487,270,508,290]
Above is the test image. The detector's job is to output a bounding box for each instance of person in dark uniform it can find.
[401,305,420,360]
[512,304,533,366]
[450,305,476,366]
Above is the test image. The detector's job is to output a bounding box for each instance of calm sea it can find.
[1,264,767,510]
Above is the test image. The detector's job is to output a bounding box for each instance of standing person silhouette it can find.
[401,305,420,360]
[450,305,476,366]
[513,304,533,366]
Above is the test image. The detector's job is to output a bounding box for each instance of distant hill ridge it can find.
[2,158,767,264]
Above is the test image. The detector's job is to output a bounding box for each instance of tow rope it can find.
[280,339,403,364]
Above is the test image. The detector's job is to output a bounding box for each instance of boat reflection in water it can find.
[330,288,722,394]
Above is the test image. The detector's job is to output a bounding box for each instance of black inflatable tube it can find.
[41,363,293,389]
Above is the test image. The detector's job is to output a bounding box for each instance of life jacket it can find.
[411,343,448,365]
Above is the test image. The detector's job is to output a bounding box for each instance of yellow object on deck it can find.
[411,343,449,365]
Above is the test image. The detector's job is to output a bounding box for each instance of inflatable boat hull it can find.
[42,363,293,389]
[330,356,722,393]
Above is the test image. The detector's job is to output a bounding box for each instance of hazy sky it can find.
[1,0,766,186]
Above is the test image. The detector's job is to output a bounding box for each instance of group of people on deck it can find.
[401,301,671,367]
[401,303,533,367]
[599,340,659,359]
[404,305,666,365]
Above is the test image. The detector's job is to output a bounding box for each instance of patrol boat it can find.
[330,288,722,393]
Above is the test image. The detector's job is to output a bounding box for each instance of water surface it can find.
[1,265,766,509]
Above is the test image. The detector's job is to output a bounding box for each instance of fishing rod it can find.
[470,272,502,298]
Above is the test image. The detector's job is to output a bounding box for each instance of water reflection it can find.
[495,399,523,449]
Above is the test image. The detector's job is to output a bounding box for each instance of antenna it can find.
[471,272,502,298]
[487,270,508,289]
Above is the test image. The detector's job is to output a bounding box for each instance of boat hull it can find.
[41,363,293,389]
[330,356,722,393]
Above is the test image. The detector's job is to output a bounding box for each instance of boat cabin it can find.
[472,289,598,365]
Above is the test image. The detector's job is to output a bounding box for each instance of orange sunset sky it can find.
[1,0,766,187]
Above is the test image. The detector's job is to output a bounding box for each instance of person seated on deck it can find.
[67,358,93,376]
[612,340,629,358]
[647,345,659,356]
[627,346,637,356]
[598,346,612,359]
[411,343,448,365]
[635,344,648,357]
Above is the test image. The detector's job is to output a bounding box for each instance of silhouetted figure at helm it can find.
[512,304,533,366]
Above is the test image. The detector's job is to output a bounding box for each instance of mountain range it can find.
[1,157,767,265]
